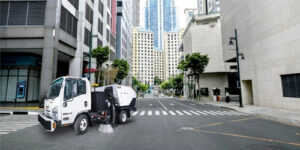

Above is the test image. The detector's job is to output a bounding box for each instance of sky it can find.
[139,0,197,30]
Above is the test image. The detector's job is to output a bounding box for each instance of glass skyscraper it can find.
[145,0,177,50]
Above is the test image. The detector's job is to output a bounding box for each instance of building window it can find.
[60,7,78,38]
[84,28,91,47]
[85,4,93,24]
[99,0,104,16]
[117,1,122,7]
[106,29,110,42]
[0,1,46,26]
[97,38,103,47]
[68,0,79,9]
[98,19,103,35]
[281,74,300,98]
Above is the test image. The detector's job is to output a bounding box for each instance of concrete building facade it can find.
[132,27,154,85]
[184,8,197,27]
[164,31,183,80]
[220,0,300,111]
[116,0,133,86]
[0,0,116,103]
[153,49,165,81]
[182,14,232,100]
[132,0,140,26]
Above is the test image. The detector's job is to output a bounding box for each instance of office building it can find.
[164,30,183,80]
[220,0,300,111]
[153,50,165,81]
[132,0,140,26]
[184,8,197,26]
[181,13,231,100]
[116,0,133,86]
[132,27,154,85]
[0,0,116,103]
[145,0,177,50]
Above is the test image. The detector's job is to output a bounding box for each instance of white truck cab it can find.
[38,76,136,134]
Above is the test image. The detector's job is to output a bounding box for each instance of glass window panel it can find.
[27,1,45,25]
[8,1,28,25]
[19,69,28,76]
[9,69,18,76]
[6,76,17,102]
[0,76,8,101]
[1,69,8,76]
[0,2,9,25]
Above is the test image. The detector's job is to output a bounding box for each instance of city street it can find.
[1,96,299,150]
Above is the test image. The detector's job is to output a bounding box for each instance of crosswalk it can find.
[131,110,249,116]
[0,115,38,136]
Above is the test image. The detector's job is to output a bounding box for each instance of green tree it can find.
[185,53,209,100]
[139,83,149,92]
[154,76,162,85]
[173,74,184,96]
[91,46,110,84]
[112,59,130,84]
[132,76,139,90]
[160,81,172,90]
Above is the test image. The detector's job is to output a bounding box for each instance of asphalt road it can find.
[1,96,300,150]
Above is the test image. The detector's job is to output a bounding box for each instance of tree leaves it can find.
[112,59,130,84]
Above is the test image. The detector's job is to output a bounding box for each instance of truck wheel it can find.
[118,111,127,124]
[74,114,88,135]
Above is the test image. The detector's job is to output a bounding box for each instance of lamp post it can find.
[106,64,110,85]
[229,29,244,108]
[88,26,98,81]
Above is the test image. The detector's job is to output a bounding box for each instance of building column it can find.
[39,0,60,105]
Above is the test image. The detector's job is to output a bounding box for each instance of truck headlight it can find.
[52,106,58,120]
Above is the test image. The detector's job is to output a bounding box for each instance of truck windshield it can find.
[46,78,64,99]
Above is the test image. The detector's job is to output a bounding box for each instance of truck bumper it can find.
[38,113,56,132]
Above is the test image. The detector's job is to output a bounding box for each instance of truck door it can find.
[61,79,88,125]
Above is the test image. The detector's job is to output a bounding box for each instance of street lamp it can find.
[229,29,244,108]
[88,26,98,81]
[106,64,110,85]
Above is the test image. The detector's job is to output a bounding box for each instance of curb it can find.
[0,111,39,115]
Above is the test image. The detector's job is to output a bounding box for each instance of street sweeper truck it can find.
[38,76,136,134]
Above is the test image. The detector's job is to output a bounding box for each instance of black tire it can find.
[74,114,88,135]
[118,110,127,124]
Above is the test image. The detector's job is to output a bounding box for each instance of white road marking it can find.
[189,111,200,115]
[175,111,184,115]
[156,98,168,111]
[182,111,192,115]
[216,111,231,115]
[140,111,146,115]
[0,130,17,132]
[0,132,9,135]
[203,111,217,115]
[155,111,160,115]
[170,103,174,106]
[162,111,168,115]
[148,111,152,116]
[132,111,139,116]
[168,111,176,115]
[196,111,208,115]
[149,104,153,106]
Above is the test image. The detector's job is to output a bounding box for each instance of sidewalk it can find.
[198,100,300,127]
[0,103,43,115]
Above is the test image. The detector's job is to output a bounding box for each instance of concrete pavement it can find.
[183,99,300,127]
[0,97,299,150]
